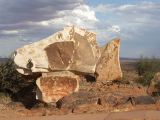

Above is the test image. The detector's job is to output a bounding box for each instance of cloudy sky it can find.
[0,0,160,58]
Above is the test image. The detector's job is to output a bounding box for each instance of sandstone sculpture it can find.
[14,26,122,103]
[95,39,122,81]
[14,26,100,75]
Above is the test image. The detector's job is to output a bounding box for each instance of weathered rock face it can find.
[14,26,100,75]
[36,71,80,103]
[13,26,123,104]
[95,39,122,81]
[44,41,74,70]
[147,72,160,95]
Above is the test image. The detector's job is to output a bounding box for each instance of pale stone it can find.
[36,71,80,103]
[95,38,122,81]
[14,26,100,75]
[13,27,124,104]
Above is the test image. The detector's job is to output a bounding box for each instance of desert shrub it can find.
[137,56,160,76]
[137,72,155,86]
[0,92,12,104]
[136,56,160,86]
[0,58,35,96]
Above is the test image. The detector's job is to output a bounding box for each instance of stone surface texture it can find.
[95,38,122,81]
[14,26,100,75]
[13,26,122,103]
[36,71,80,103]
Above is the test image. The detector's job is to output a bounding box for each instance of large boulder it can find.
[14,26,100,75]
[13,26,123,103]
[36,71,80,103]
[95,39,122,81]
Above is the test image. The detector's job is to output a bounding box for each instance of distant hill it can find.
[120,57,139,63]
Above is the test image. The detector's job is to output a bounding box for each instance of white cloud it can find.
[0,0,159,58]
[72,5,97,22]
[117,4,136,11]
[1,30,19,35]
[117,2,160,11]
[93,1,160,57]
[94,1,160,37]
[93,4,113,13]
[16,4,98,29]
[94,1,160,13]
[108,25,121,33]
[0,0,99,56]
[32,5,98,29]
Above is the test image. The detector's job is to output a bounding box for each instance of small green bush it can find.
[0,92,12,104]
[137,56,160,76]
[136,56,160,86]
[0,58,35,96]
[137,72,154,86]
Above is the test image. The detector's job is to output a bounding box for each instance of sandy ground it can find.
[1,110,160,120]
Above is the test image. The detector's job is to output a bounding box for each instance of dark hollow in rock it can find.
[84,75,96,83]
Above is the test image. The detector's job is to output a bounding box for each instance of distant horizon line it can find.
[0,56,159,59]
